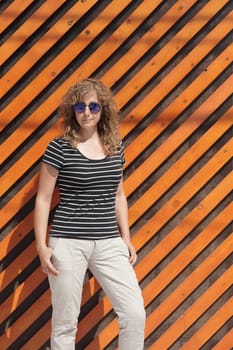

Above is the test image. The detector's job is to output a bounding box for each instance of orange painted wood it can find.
[1,1,230,153]
[0,0,33,33]
[1,14,231,192]
[119,9,233,139]
[0,187,59,260]
[0,285,51,348]
[0,243,37,290]
[84,234,233,349]
[21,180,233,347]
[144,233,233,340]
[0,110,231,283]
[1,0,98,95]
[5,198,232,349]
[0,1,66,65]
[115,0,230,107]
[77,202,233,342]
[1,135,232,294]
[1,49,232,200]
[1,174,40,230]
[0,211,35,261]
[2,0,161,93]
[0,0,137,131]
[1,2,231,348]
[150,272,233,349]
[132,170,232,254]
[125,85,233,197]
[1,43,231,226]
[212,329,233,350]
[2,163,231,315]
[1,77,232,233]
[180,298,233,350]
[128,125,232,226]
[124,44,233,164]
[181,298,233,350]
[0,268,45,323]
[1,163,231,332]
[134,177,233,274]
[103,0,196,87]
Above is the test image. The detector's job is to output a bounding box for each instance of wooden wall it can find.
[0,1,232,349]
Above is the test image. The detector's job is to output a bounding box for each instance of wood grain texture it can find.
[0,1,232,349]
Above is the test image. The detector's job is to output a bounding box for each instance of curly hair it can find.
[58,78,121,156]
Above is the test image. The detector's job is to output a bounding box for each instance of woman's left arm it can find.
[116,178,137,264]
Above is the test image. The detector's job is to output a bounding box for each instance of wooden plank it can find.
[128,122,232,226]
[1,1,230,150]
[1,57,232,200]
[1,0,99,95]
[1,46,231,231]
[77,202,233,342]
[125,84,233,196]
[1,85,232,234]
[1,173,231,346]
[212,329,233,350]
[150,272,233,349]
[180,298,233,350]
[0,0,33,33]
[1,174,40,229]
[124,44,233,165]
[0,268,45,324]
[1,1,231,349]
[4,198,232,349]
[143,234,233,339]
[0,0,138,130]
[0,113,230,288]
[1,139,232,292]
[0,243,36,290]
[1,126,232,286]
[0,285,51,348]
[115,0,230,107]
[103,0,196,87]
[134,179,233,275]
[18,182,233,349]
[2,163,231,303]
[0,1,66,64]
[119,9,233,138]
[84,234,233,349]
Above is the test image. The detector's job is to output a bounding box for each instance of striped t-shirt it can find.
[42,137,125,240]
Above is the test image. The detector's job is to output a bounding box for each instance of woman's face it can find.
[73,90,101,131]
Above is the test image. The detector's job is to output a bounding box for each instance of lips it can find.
[82,119,92,123]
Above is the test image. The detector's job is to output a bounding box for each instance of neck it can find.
[79,128,100,143]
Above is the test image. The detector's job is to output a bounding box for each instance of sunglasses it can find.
[73,102,101,114]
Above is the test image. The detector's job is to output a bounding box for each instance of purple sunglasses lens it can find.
[74,102,101,113]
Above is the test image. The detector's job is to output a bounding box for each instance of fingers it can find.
[41,260,59,276]
[128,246,137,265]
[39,246,59,276]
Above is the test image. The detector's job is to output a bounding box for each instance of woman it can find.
[34,78,145,350]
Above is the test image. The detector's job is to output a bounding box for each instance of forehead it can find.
[80,90,98,102]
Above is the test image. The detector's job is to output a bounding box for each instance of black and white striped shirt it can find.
[42,138,125,240]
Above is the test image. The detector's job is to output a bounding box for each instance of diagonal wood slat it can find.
[0,0,232,348]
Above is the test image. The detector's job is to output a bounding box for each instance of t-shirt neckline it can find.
[76,148,107,161]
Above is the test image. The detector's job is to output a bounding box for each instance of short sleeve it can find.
[42,138,64,170]
[119,141,126,166]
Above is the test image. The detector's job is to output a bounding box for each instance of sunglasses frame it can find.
[73,102,101,114]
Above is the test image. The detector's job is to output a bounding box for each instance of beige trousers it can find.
[48,237,145,350]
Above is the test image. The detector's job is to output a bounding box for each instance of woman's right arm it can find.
[34,162,59,276]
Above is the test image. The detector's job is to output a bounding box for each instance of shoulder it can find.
[47,137,70,151]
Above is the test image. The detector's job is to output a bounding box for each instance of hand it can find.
[38,246,59,276]
[125,241,137,265]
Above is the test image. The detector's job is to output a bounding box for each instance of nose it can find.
[83,105,90,115]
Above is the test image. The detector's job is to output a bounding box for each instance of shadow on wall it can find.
[0,180,104,349]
